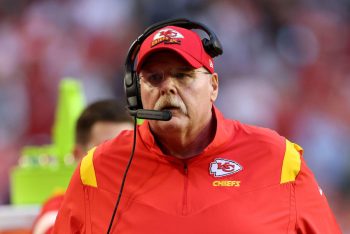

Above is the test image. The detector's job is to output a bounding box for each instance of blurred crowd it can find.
[0,0,349,232]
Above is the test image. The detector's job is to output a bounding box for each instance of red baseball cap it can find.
[136,26,214,73]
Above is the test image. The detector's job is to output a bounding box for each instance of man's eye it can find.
[148,73,163,84]
[173,72,190,79]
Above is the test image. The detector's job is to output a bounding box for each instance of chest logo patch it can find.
[209,158,242,177]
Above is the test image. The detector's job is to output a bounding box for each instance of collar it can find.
[138,105,237,160]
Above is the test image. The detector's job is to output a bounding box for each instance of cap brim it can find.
[136,47,203,72]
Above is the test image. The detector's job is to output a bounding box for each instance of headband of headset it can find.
[124,18,223,111]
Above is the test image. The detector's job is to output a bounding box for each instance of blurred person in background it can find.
[31,99,133,234]
[52,19,341,233]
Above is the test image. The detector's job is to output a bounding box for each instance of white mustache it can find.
[154,96,187,115]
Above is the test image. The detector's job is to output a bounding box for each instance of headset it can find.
[124,18,223,121]
[107,19,223,233]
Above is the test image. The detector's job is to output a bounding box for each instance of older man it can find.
[53,19,340,233]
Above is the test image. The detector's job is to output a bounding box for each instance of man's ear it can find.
[210,73,219,102]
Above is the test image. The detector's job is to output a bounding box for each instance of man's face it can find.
[74,121,133,161]
[139,51,219,134]
[87,121,133,150]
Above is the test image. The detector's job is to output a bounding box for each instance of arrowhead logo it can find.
[209,158,243,177]
[151,28,184,47]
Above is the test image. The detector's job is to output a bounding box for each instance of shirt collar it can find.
[138,105,236,158]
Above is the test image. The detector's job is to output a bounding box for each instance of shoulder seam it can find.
[80,147,98,187]
[280,139,303,184]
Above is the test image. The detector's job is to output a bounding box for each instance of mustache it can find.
[154,95,187,115]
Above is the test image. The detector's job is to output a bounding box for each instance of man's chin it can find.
[150,116,185,131]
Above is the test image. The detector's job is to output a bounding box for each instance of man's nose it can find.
[160,73,177,95]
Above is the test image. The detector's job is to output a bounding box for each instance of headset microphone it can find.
[129,109,172,121]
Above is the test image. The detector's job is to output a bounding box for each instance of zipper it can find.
[182,163,188,215]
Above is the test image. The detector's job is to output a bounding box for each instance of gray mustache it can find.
[154,96,187,115]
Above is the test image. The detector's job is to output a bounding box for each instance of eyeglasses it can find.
[139,67,212,87]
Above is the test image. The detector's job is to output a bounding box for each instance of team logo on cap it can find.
[151,28,184,47]
[209,158,242,177]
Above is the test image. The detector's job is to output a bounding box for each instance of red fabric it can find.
[32,194,64,234]
[136,26,214,73]
[53,106,341,233]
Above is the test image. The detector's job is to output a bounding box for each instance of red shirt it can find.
[32,194,64,234]
[53,106,341,233]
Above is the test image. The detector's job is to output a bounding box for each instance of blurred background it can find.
[0,0,349,232]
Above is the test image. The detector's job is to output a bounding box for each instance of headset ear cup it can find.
[202,38,222,58]
[124,70,142,111]
[202,38,215,58]
[202,38,211,54]
[136,74,143,109]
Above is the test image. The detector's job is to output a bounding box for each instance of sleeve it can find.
[31,194,65,234]
[291,142,342,233]
[52,146,99,233]
[51,165,87,234]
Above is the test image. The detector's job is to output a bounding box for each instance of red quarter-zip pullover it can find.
[53,106,341,233]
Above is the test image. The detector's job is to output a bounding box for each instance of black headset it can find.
[124,18,223,114]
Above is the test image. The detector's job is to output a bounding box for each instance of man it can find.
[72,99,134,161]
[32,99,133,234]
[53,20,341,233]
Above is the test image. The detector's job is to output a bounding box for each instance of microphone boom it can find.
[129,109,172,121]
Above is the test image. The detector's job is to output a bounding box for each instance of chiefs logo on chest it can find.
[209,158,243,177]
